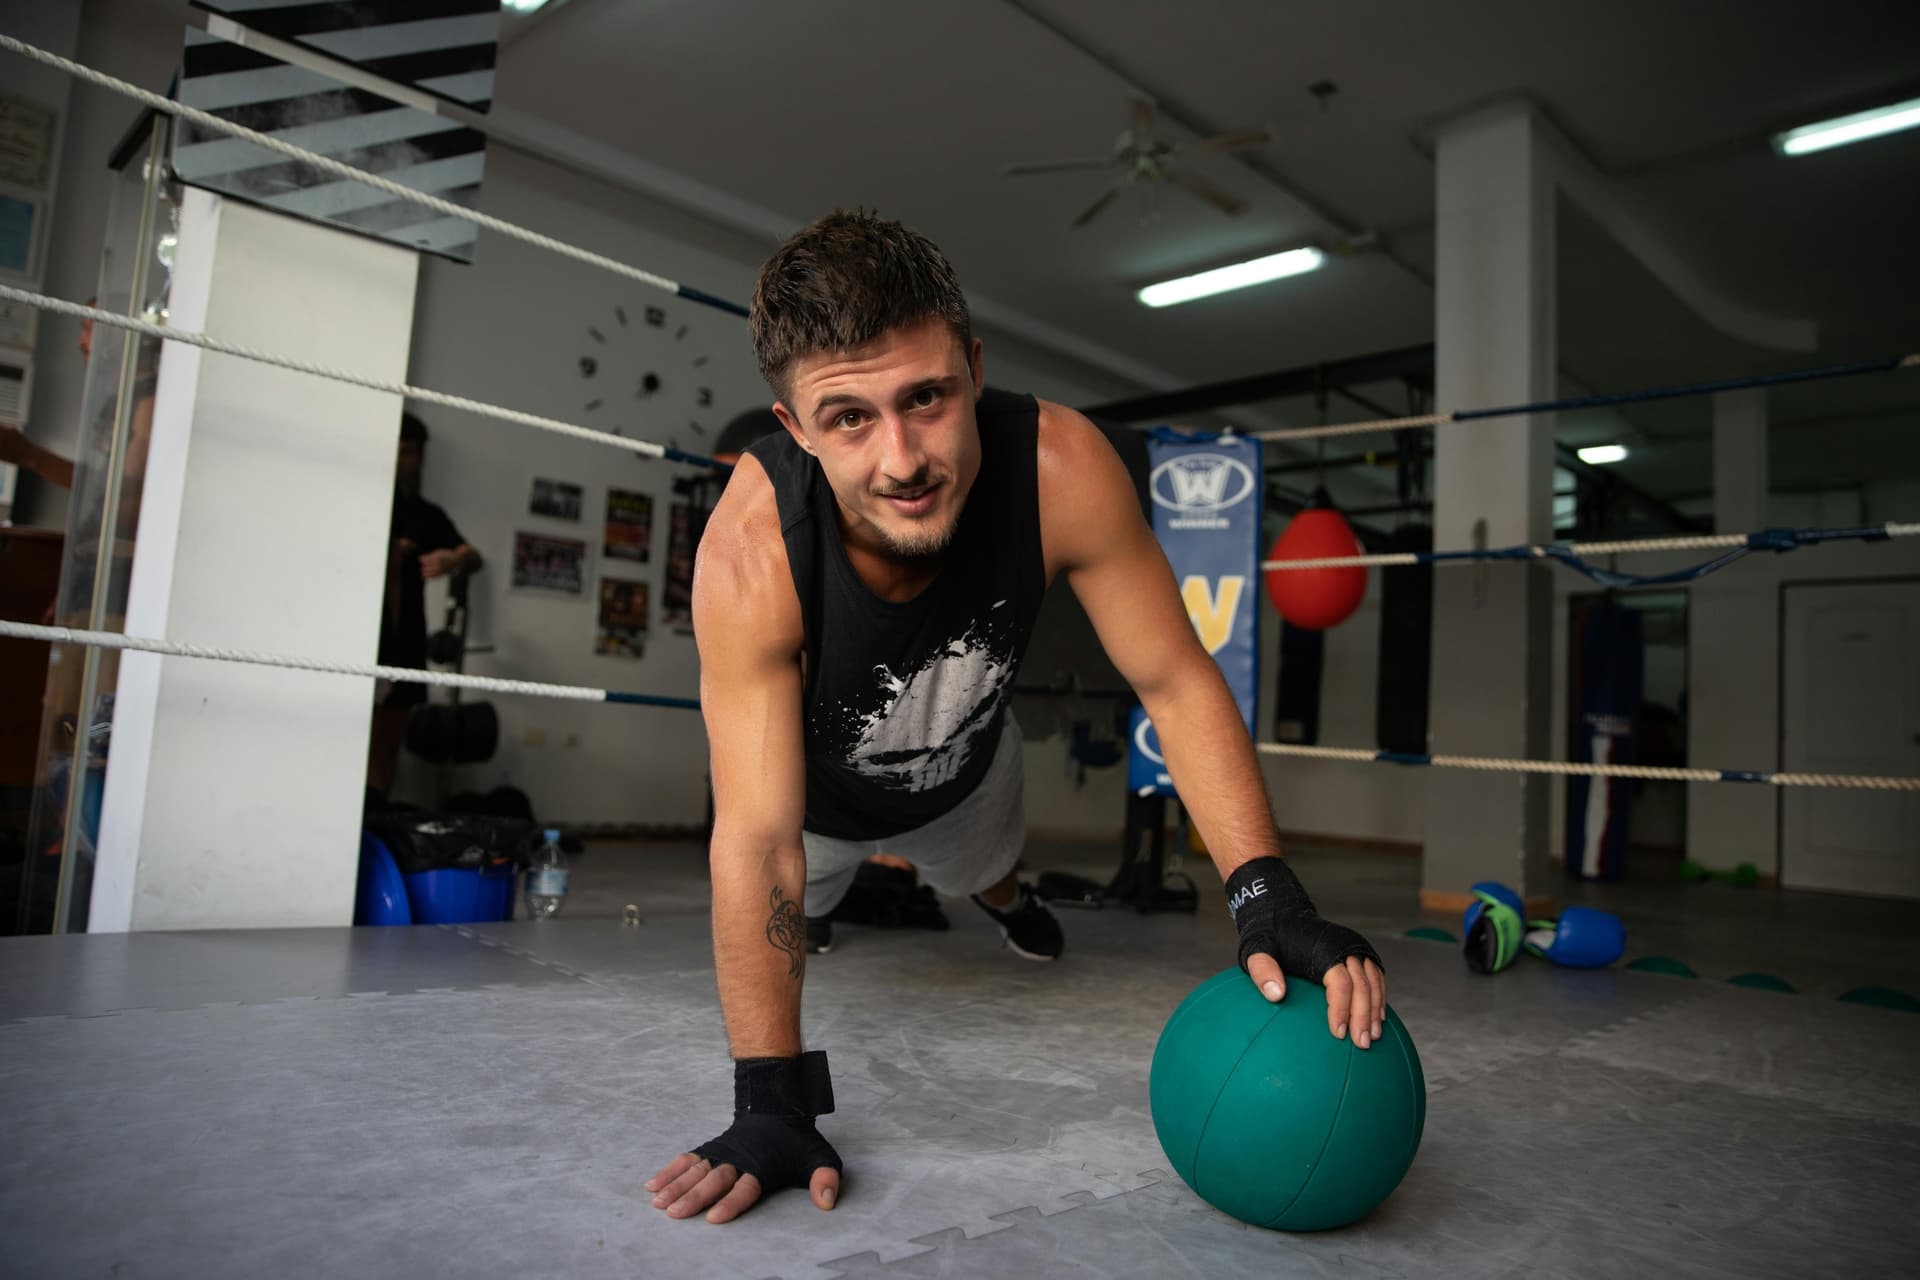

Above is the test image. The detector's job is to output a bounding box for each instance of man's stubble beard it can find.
[873,485,966,561]
[877,519,958,560]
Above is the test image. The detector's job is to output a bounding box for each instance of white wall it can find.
[399,145,1134,827]
[1677,481,1920,531]
[1686,538,1920,873]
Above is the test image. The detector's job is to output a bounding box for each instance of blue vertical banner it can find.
[1127,429,1264,796]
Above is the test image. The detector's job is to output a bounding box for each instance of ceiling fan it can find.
[1001,98,1272,229]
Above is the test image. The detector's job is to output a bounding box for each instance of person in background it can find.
[367,412,482,805]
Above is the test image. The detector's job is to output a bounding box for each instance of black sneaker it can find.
[806,915,833,955]
[971,883,1064,961]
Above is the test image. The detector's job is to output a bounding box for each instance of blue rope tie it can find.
[1451,356,1909,423]
[1535,544,1752,588]
[663,446,732,471]
[1400,522,1909,588]
[673,284,750,319]
[606,691,702,710]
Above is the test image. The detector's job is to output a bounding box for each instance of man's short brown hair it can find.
[750,210,972,404]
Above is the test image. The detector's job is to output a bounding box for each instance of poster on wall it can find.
[530,477,583,521]
[661,502,708,633]
[604,487,654,562]
[511,531,587,595]
[596,577,650,658]
[0,194,41,278]
[0,94,57,190]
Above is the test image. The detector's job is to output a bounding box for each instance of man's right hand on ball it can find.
[644,1051,843,1224]
[1226,856,1385,1047]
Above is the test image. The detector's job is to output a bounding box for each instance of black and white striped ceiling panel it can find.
[173,1,498,263]
[190,1,499,109]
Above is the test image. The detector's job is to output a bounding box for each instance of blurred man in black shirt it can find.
[369,413,481,801]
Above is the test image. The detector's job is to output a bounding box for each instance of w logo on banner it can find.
[1150,455,1256,513]
[1170,463,1231,508]
[1182,575,1246,656]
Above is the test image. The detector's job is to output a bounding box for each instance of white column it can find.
[1423,102,1558,908]
[89,190,417,931]
[1689,389,1773,873]
[1712,388,1768,532]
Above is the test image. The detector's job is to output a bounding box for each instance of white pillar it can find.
[1688,389,1773,874]
[1423,102,1558,909]
[1712,388,1768,532]
[89,190,417,931]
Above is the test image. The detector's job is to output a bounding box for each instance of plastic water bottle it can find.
[525,828,569,919]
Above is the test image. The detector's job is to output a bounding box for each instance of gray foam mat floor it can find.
[0,926,590,1021]
[5,898,1919,1278]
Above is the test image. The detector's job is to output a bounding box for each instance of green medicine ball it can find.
[1149,969,1425,1231]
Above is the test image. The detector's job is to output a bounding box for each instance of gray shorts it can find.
[802,717,1025,917]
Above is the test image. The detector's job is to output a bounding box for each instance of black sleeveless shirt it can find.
[747,388,1046,840]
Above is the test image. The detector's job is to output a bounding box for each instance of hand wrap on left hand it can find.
[1224,856,1381,980]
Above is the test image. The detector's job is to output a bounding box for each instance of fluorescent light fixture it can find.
[503,0,552,14]
[1137,246,1325,308]
[1774,96,1920,156]
[1577,444,1629,465]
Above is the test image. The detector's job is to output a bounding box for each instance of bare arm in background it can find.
[0,424,77,491]
[419,543,482,579]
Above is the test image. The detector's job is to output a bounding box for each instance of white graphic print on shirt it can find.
[842,609,1014,793]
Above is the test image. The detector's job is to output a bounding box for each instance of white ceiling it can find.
[494,0,1920,511]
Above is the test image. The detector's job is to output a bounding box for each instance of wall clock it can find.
[575,300,716,453]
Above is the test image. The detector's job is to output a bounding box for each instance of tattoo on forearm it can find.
[765,884,804,978]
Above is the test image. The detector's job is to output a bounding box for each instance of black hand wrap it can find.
[692,1051,842,1191]
[1225,857,1381,981]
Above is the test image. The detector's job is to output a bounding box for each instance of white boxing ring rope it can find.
[1260,524,1920,572]
[1256,743,1920,793]
[0,285,712,468]
[3,620,1913,793]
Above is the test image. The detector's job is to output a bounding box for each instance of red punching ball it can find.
[1265,504,1366,630]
